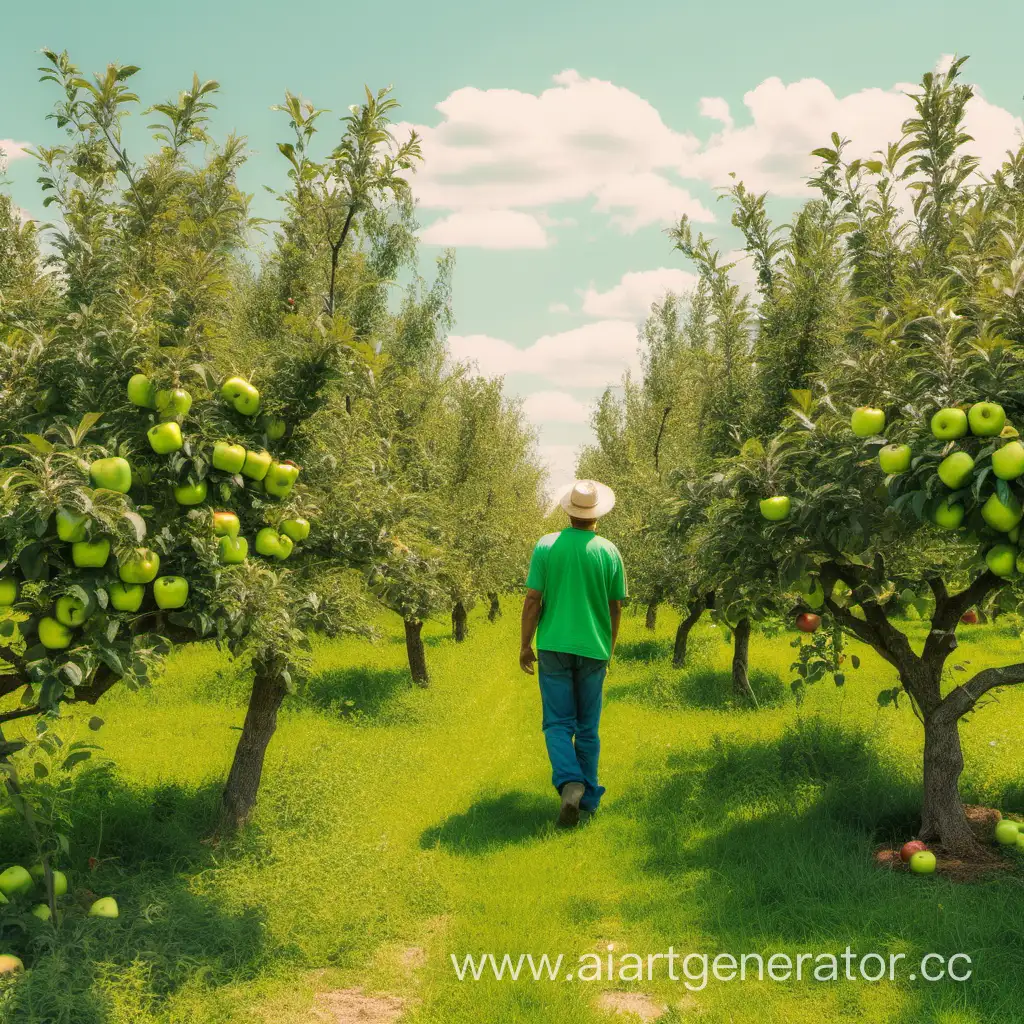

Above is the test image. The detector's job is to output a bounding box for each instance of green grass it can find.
[1,609,1023,1023]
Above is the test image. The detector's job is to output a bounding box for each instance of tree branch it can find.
[935,661,1024,724]
[923,570,1003,663]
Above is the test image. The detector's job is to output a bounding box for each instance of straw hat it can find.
[558,479,615,520]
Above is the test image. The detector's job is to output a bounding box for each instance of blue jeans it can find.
[537,650,607,812]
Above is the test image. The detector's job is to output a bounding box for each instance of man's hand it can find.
[520,645,537,674]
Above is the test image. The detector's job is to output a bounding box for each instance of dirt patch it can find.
[596,991,668,1021]
[401,946,426,973]
[874,805,1020,883]
[312,988,407,1024]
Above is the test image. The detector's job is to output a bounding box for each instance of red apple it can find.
[900,840,928,863]
[960,609,979,625]
[795,612,821,633]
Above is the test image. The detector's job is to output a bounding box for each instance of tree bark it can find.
[645,601,658,631]
[916,712,983,856]
[487,593,501,622]
[731,618,757,704]
[219,666,287,831]
[452,602,468,643]
[672,601,705,668]
[404,618,429,687]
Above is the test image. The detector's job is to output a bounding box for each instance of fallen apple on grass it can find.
[909,850,937,874]
[994,819,1020,845]
[264,460,299,498]
[88,897,119,918]
[254,528,283,558]
[280,518,309,542]
[900,840,928,863]
[147,421,183,455]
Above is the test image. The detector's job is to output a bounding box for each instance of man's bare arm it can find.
[520,589,543,673]
[609,600,623,658]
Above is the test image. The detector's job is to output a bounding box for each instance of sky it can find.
[3,0,1024,491]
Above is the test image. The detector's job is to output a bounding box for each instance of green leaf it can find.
[87,716,104,731]
[851,655,861,669]
[61,750,92,771]
[22,434,53,454]
[73,412,103,445]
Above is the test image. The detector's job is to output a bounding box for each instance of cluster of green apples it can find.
[212,509,309,565]
[0,861,118,931]
[851,403,1024,577]
[994,817,1024,849]
[211,440,299,498]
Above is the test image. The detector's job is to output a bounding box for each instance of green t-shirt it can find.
[525,528,627,661]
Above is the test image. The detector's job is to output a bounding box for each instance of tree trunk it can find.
[487,593,501,622]
[918,711,986,857]
[673,602,704,668]
[219,666,287,831]
[645,601,658,631]
[452,601,468,643]
[404,618,429,687]
[731,618,757,704]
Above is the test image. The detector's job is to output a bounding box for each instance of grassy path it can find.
[2,610,1023,1023]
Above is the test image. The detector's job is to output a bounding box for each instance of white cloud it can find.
[420,208,550,248]
[398,69,715,248]
[580,267,700,320]
[548,301,571,314]
[699,97,734,131]
[448,319,640,389]
[538,445,583,497]
[521,390,592,425]
[0,140,30,164]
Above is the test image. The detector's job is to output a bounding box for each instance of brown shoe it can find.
[557,782,585,828]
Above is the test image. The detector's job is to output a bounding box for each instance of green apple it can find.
[995,819,1020,845]
[31,864,64,890]
[937,451,975,489]
[280,518,310,542]
[255,527,283,558]
[0,955,23,975]
[218,535,248,564]
[992,441,1024,480]
[968,401,1005,437]
[930,407,969,440]
[850,406,886,437]
[248,477,265,493]
[155,388,192,419]
[38,616,73,649]
[56,509,88,542]
[119,548,160,584]
[981,492,1023,532]
[88,896,119,918]
[212,510,240,537]
[241,449,272,481]
[90,457,132,493]
[274,534,294,560]
[55,595,89,627]
[174,480,207,506]
[0,578,18,606]
[933,499,965,530]
[153,576,189,609]
[212,441,246,474]
[0,865,33,897]
[264,461,300,498]
[72,539,110,568]
[985,544,1017,578]
[759,496,791,521]
[147,421,183,455]
[30,903,51,921]
[108,582,144,612]
[878,444,911,474]
[222,376,260,416]
[909,850,937,875]
[264,416,287,441]
[126,373,156,408]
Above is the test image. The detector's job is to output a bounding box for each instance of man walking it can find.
[520,479,627,827]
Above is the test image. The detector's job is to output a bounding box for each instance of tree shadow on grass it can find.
[614,638,673,663]
[613,717,1024,1022]
[291,666,416,723]
[420,791,556,855]
[0,766,280,1024]
[609,667,790,712]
